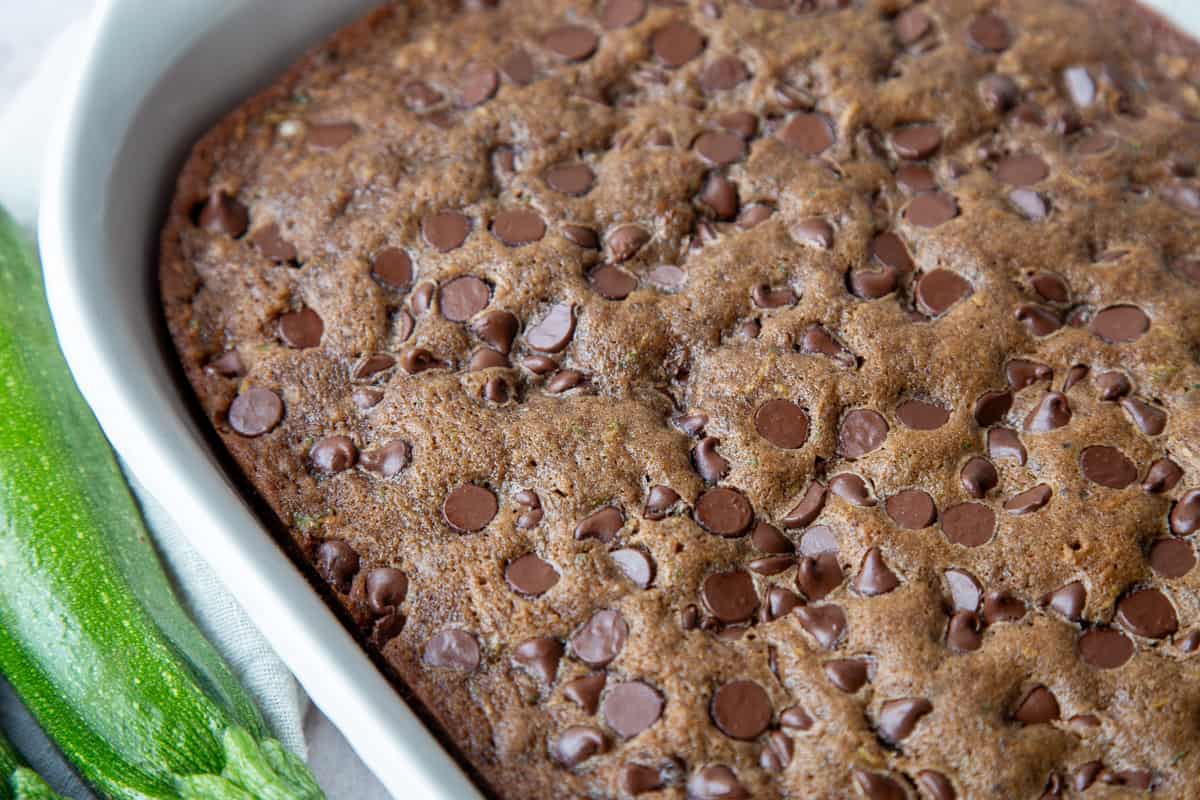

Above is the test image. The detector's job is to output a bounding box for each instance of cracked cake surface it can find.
[159,0,1200,797]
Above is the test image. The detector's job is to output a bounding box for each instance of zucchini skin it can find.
[0,728,65,800]
[0,210,321,800]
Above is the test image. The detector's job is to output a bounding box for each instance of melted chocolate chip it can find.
[779,113,835,155]
[831,473,875,507]
[967,12,1014,52]
[316,540,359,592]
[905,192,959,227]
[702,569,759,622]
[575,506,625,543]
[988,428,1027,464]
[687,766,749,800]
[423,629,480,671]
[1170,490,1200,535]
[700,55,749,92]
[1012,685,1060,724]
[589,264,638,300]
[1078,628,1134,669]
[365,567,408,615]
[442,484,498,532]
[1080,445,1137,488]
[571,609,628,666]
[440,276,491,322]
[853,770,908,800]
[492,209,546,246]
[228,387,284,437]
[783,482,826,528]
[652,21,705,67]
[1150,538,1194,578]
[279,308,323,348]
[892,125,942,160]
[838,409,889,458]
[544,25,600,61]
[754,399,810,449]
[604,681,664,738]
[693,437,730,483]
[897,399,951,430]
[513,637,563,684]
[794,603,847,649]
[250,223,298,262]
[983,591,1026,624]
[1117,588,1177,638]
[611,548,655,588]
[877,697,932,744]
[643,485,681,520]
[916,771,957,800]
[460,64,499,107]
[552,726,607,767]
[1091,305,1150,343]
[1007,359,1053,390]
[825,658,871,693]
[711,680,772,740]
[505,554,560,597]
[526,303,576,352]
[941,503,995,547]
[422,210,471,251]
[961,457,999,498]
[1121,397,1167,436]
[310,436,357,472]
[886,489,937,529]
[602,0,646,29]
[619,763,663,796]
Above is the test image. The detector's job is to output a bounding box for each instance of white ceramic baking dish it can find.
[35,0,1200,797]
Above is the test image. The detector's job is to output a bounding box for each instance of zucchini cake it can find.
[160,1,1200,796]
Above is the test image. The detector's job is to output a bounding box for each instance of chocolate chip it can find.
[402,80,442,111]
[410,282,435,316]
[944,569,982,613]
[825,657,871,692]
[352,388,383,409]
[700,55,749,93]
[698,174,740,220]
[1121,397,1167,436]
[897,399,951,430]
[988,428,1026,464]
[711,680,772,740]
[885,489,935,529]
[799,525,838,557]
[526,303,576,352]
[648,265,686,290]
[500,49,535,84]
[855,548,899,596]
[552,726,607,767]
[279,308,323,348]
[871,232,914,272]
[783,482,826,528]
[1009,189,1049,220]
[513,637,563,684]
[602,0,646,28]
[838,408,888,458]
[1012,685,1059,724]
[563,672,606,713]
[205,350,244,378]
[895,6,932,44]
[589,264,638,300]
[371,611,405,645]
[797,553,843,601]
[604,681,664,738]
[1078,628,1133,669]
[779,705,813,731]
[799,325,855,368]
[438,276,491,322]
[687,766,749,800]
[505,554,559,597]
[1170,490,1200,535]
[643,486,680,520]
[974,391,1012,427]
[1007,359,1053,391]
[1025,391,1071,432]
[544,25,599,61]
[611,548,655,588]
[422,210,473,252]
[607,224,650,262]
[365,567,408,615]
[983,591,1026,624]
[1073,762,1103,790]
[702,569,758,622]
[1143,458,1183,494]
[1094,371,1131,401]
[967,12,1013,52]
[400,346,447,375]
[853,770,907,800]
[760,731,793,772]
[1030,272,1069,304]
[571,609,628,666]
[749,555,793,575]
[483,371,509,398]
[352,353,396,382]
[198,190,249,237]
[877,697,932,744]
[310,435,357,473]
[1003,484,1051,514]
[905,192,959,227]
[794,604,847,649]
[896,164,937,192]
[754,399,810,449]
[1091,305,1149,343]
[916,771,956,800]
[228,386,285,439]
[916,272,974,316]
[752,283,797,308]
[693,437,730,483]
[1079,445,1137,489]
[652,21,705,67]
[315,540,359,592]
[947,611,983,652]
[1044,581,1086,621]
[749,523,791,556]
[779,113,835,155]
[941,503,995,547]
[1117,588,1177,638]
[961,457,998,498]
[980,73,1019,112]
[619,763,663,796]
[442,484,498,532]
[575,506,625,543]
[562,224,600,249]
[893,125,942,160]
[545,163,595,195]
[695,131,747,167]
[738,203,774,228]
[423,629,479,671]
[459,64,498,107]
[1013,304,1062,338]
[831,474,875,507]
[792,217,835,249]
[849,266,899,299]
[1062,364,1089,392]
[995,154,1049,186]
[492,209,546,247]
[250,223,298,262]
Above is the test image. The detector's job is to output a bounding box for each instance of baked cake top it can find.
[161,0,1200,797]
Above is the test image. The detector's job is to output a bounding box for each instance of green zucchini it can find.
[0,727,64,800]
[0,208,323,800]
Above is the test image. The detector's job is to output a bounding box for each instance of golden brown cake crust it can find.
[160,1,1200,797]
